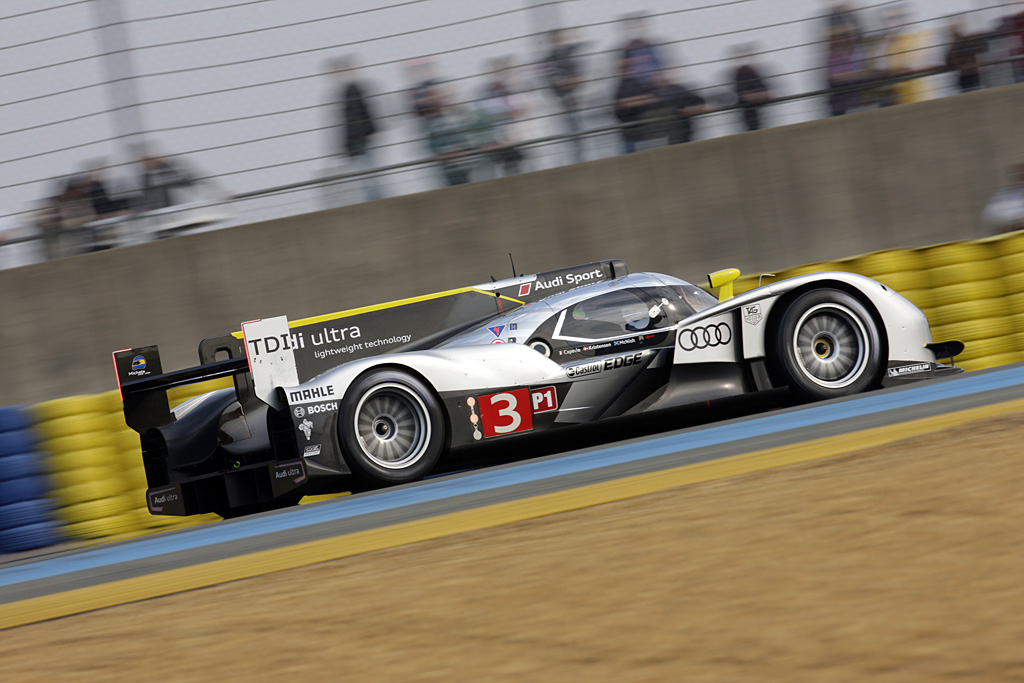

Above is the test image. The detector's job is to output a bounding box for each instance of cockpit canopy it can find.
[440,273,717,349]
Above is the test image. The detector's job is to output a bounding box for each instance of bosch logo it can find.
[294,406,305,418]
[678,323,732,351]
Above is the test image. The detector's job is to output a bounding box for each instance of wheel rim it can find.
[792,303,870,389]
[353,382,431,469]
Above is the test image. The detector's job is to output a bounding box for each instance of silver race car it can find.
[114,260,962,517]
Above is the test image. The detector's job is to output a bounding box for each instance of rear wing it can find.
[114,259,628,433]
[113,337,251,433]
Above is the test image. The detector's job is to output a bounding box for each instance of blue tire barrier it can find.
[0,520,62,553]
[0,429,37,457]
[0,475,48,506]
[0,499,54,531]
[0,406,31,434]
[0,452,43,482]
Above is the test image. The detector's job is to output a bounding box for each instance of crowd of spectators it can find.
[326,3,1023,196]
[30,152,204,260]
[5,2,1024,268]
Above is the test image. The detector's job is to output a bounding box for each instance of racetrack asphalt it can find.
[1,363,1022,627]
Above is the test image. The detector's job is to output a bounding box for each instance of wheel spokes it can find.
[353,384,431,469]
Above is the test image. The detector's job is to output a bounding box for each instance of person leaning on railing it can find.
[983,163,1024,235]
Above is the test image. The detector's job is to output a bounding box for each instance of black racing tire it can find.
[338,369,445,487]
[771,288,884,401]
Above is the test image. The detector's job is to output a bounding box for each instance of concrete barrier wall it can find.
[2,84,1023,405]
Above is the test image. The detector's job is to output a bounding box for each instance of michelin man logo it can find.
[299,419,313,440]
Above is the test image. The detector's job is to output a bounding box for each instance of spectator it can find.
[406,57,442,125]
[425,86,480,187]
[825,1,863,43]
[478,58,530,177]
[618,12,664,89]
[982,14,1022,88]
[945,19,986,93]
[650,69,710,145]
[982,163,1024,234]
[82,164,131,219]
[875,3,930,105]
[328,56,381,201]
[1012,6,1024,83]
[541,28,586,164]
[827,27,867,116]
[138,153,195,211]
[732,44,773,131]
[36,176,96,258]
[614,55,660,154]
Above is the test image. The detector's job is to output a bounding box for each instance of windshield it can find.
[672,284,718,313]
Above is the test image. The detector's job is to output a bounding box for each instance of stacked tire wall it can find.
[0,406,62,553]
[4,231,1024,557]
[5,379,229,555]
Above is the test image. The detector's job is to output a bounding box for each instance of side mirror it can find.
[708,268,741,302]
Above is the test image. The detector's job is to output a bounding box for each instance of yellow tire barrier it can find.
[959,352,1024,372]
[64,512,143,540]
[779,261,849,279]
[732,274,763,296]
[1003,271,1024,295]
[853,249,925,274]
[925,298,1008,327]
[899,289,935,309]
[53,479,124,506]
[927,261,1004,287]
[123,465,148,491]
[865,271,928,292]
[58,494,133,525]
[36,413,117,441]
[956,334,1021,361]
[994,231,1024,256]
[932,317,1023,343]
[48,465,120,490]
[923,242,997,269]
[1005,293,1024,315]
[1000,252,1024,277]
[46,447,120,473]
[927,280,1005,307]
[31,395,111,422]
[42,432,110,456]
[114,429,141,455]
[166,377,233,407]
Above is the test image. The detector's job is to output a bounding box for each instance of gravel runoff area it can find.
[2,412,1023,681]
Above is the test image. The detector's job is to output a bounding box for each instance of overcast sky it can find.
[1,0,1016,230]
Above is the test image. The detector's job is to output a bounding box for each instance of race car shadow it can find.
[431,389,796,477]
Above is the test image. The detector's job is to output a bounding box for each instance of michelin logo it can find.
[888,363,930,378]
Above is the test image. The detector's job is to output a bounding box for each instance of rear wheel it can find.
[771,289,883,400]
[338,369,445,487]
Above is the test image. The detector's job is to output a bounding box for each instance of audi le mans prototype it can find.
[114,259,963,518]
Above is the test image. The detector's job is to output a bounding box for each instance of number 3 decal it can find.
[478,388,534,438]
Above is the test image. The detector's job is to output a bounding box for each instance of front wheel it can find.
[338,369,445,487]
[771,289,884,401]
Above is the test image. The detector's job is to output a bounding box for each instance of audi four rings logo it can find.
[678,323,732,350]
